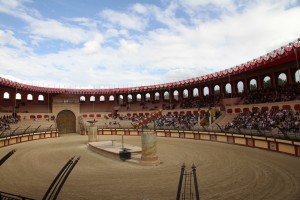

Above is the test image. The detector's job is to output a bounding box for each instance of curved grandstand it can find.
[1,39,300,199]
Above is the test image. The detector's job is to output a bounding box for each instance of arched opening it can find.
[145,93,150,102]
[127,94,133,103]
[100,96,105,102]
[109,95,114,102]
[173,90,179,101]
[203,87,209,96]
[214,85,220,94]
[56,110,76,134]
[4,92,10,99]
[278,73,287,86]
[137,94,141,102]
[155,92,160,101]
[80,96,86,102]
[237,81,244,93]
[27,94,33,101]
[295,69,300,82]
[16,93,21,100]
[163,91,169,100]
[250,79,257,91]
[225,83,232,94]
[183,89,188,98]
[90,96,95,102]
[193,88,199,97]
[118,95,124,104]
[38,94,44,101]
[263,76,271,88]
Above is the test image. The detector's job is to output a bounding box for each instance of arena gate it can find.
[56,110,76,134]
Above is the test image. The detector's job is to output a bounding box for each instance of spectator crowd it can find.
[113,112,200,130]
[226,109,300,133]
[155,113,198,130]
[243,83,300,104]
[0,114,19,131]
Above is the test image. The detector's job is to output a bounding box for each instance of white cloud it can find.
[0,0,27,9]
[119,39,139,55]
[0,0,300,88]
[83,33,103,54]
[101,9,147,31]
[0,1,98,45]
[179,0,236,10]
[0,29,26,49]
[25,17,91,44]
[67,17,99,29]
[132,3,148,15]
[149,2,186,30]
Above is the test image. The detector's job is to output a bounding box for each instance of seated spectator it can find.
[230,108,300,133]
[243,83,300,104]
[0,114,18,131]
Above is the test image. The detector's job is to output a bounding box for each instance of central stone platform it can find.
[88,141,142,164]
[87,132,161,166]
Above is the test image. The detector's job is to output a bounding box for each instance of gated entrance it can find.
[56,110,76,134]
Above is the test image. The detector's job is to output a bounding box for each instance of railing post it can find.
[176,163,185,200]
[192,164,200,200]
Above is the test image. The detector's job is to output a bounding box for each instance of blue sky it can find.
[0,0,300,88]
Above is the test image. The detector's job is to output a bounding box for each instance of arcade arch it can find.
[90,96,95,102]
[263,76,271,88]
[214,85,220,94]
[80,96,86,102]
[127,94,133,103]
[183,89,188,98]
[145,93,150,102]
[137,94,141,102]
[154,92,160,101]
[173,90,179,101]
[100,96,105,102]
[163,91,169,100]
[193,88,199,97]
[38,94,44,101]
[250,79,257,91]
[225,83,232,94]
[296,69,300,82]
[16,93,21,100]
[118,95,124,104]
[109,95,114,102]
[203,87,209,96]
[278,73,287,86]
[3,92,9,99]
[237,81,244,93]
[27,94,33,101]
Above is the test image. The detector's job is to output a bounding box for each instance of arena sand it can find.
[0,134,299,200]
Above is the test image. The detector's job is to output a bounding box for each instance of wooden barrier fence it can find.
[81,128,300,157]
[0,130,59,148]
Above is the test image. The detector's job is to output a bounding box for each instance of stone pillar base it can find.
[88,126,98,142]
[141,131,160,165]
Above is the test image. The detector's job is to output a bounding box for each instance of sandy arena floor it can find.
[0,134,300,200]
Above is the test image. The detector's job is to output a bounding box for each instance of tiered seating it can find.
[153,113,198,130]
[9,118,56,131]
[118,101,163,112]
[243,83,300,104]
[227,109,300,133]
[180,95,221,109]
[210,112,238,129]
[0,114,18,131]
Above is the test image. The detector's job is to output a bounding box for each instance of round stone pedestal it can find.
[141,131,160,165]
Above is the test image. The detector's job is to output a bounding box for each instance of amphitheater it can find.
[1,39,300,199]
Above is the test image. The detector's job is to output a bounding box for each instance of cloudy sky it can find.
[0,0,300,89]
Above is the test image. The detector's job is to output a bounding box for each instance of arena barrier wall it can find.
[87,128,300,157]
[0,130,59,148]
